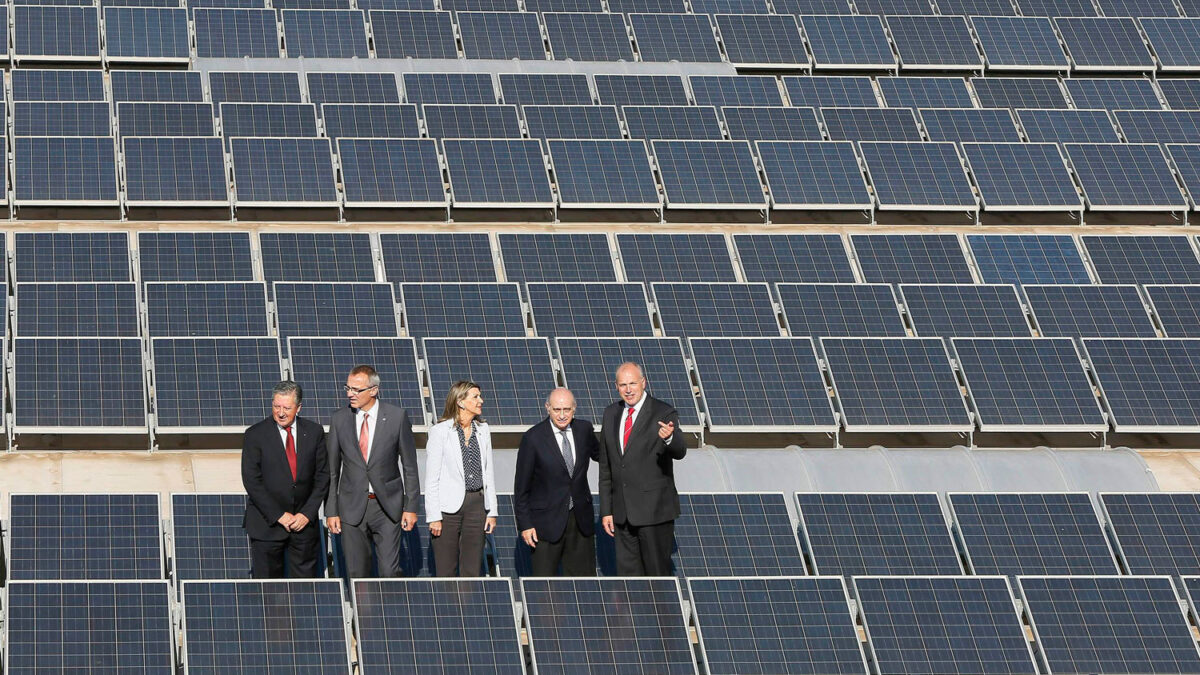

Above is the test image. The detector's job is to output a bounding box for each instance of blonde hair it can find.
[440,380,484,424]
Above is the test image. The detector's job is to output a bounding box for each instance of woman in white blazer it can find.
[425,380,498,576]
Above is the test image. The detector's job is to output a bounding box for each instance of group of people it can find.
[241,362,688,579]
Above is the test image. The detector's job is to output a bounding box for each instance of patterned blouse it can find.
[455,420,484,492]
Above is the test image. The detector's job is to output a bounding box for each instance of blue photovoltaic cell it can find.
[380,233,497,283]
[967,234,1091,285]
[369,10,457,58]
[193,8,281,57]
[972,77,1070,108]
[497,232,617,283]
[939,0,1016,12]
[919,108,1024,143]
[672,493,809,575]
[273,0,354,10]
[6,581,174,673]
[1117,110,1200,143]
[526,0,601,9]
[356,0,432,7]
[12,69,104,101]
[529,283,652,337]
[716,14,810,66]
[14,338,146,430]
[855,0,930,12]
[404,73,495,105]
[182,581,351,675]
[689,577,867,675]
[547,139,660,209]
[779,283,905,337]
[423,337,557,426]
[117,103,215,139]
[1167,143,1200,206]
[401,283,525,339]
[458,11,546,60]
[1066,143,1187,210]
[1099,0,1178,14]
[231,138,336,206]
[800,15,898,69]
[693,0,769,11]
[618,233,737,283]
[877,77,974,109]
[1102,492,1200,576]
[544,12,634,61]
[1025,285,1155,337]
[885,16,983,69]
[219,103,319,145]
[111,70,204,102]
[901,284,1031,338]
[1083,235,1200,284]
[282,9,369,58]
[652,140,767,209]
[1017,109,1120,143]
[1141,19,1200,71]
[171,493,252,580]
[594,74,689,107]
[795,492,964,575]
[444,139,553,208]
[14,102,111,137]
[722,107,823,142]
[1160,79,1200,108]
[16,283,139,337]
[623,105,724,140]
[499,74,592,107]
[152,337,281,428]
[1056,17,1156,70]
[423,104,523,139]
[851,233,973,284]
[653,282,781,337]
[523,578,695,675]
[556,336,701,427]
[138,231,254,282]
[690,338,837,429]
[822,107,922,141]
[306,72,400,106]
[209,71,302,104]
[15,137,118,205]
[774,0,851,10]
[821,337,972,430]
[15,232,130,283]
[338,138,446,207]
[610,0,685,9]
[287,337,424,425]
[1019,576,1200,675]
[734,234,855,284]
[14,5,100,59]
[757,141,872,209]
[145,282,269,337]
[691,75,785,108]
[859,142,977,210]
[9,493,162,580]
[1147,285,1200,337]
[855,576,1037,675]
[629,13,722,62]
[260,232,375,285]
[962,142,1082,211]
[1065,79,1163,111]
[783,76,878,107]
[440,0,517,9]
[950,492,1116,574]
[1017,0,1097,15]
[1085,338,1200,430]
[103,7,190,60]
[321,104,419,139]
[273,282,398,340]
[523,105,625,139]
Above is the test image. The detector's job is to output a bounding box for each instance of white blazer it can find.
[424,419,498,522]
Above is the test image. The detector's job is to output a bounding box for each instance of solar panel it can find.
[14,102,111,137]
[967,234,1091,285]
[273,0,354,10]
[368,10,457,57]
[609,0,685,9]
[653,283,780,337]
[380,232,497,283]
[877,76,974,108]
[939,0,1017,12]
[5,581,174,673]
[617,233,736,283]
[138,231,254,282]
[209,71,302,104]
[1099,0,1178,14]
[800,14,898,69]
[783,75,878,107]
[756,140,873,210]
[322,104,419,139]
[338,138,447,208]
[950,492,1116,574]
[356,0,432,8]
[860,141,978,211]
[1065,143,1188,211]
[822,108,922,141]
[145,282,268,337]
[423,104,523,139]
[522,578,696,675]
[1056,17,1157,71]
[594,74,689,107]
[774,0,852,10]
[901,283,1030,337]
[458,11,546,59]
[822,337,973,431]
[623,105,722,141]
[1160,79,1200,108]
[499,74,592,107]
[1146,285,1200,337]
[444,139,554,208]
[440,0,517,9]
[795,492,964,574]
[273,282,398,341]
[15,136,116,206]
[1168,143,1200,207]
[963,142,1082,211]
[1084,337,1200,431]
[8,493,163,580]
[287,337,425,425]
[1016,0,1096,14]
[1065,78,1163,111]
[1083,235,1200,283]
[151,337,282,430]
[1019,576,1200,675]
[716,13,811,67]
[667,492,808,575]
[689,576,867,675]
[182,580,352,674]
[851,233,972,283]
[528,282,652,338]
[15,283,139,337]
[856,0,931,12]
[1017,108,1120,143]
[972,77,1070,108]
[117,103,215,139]
[11,69,104,101]
[690,338,837,430]
[497,232,617,282]
[15,232,130,283]
[191,0,270,8]
[547,139,661,210]
[1117,110,1200,144]
[219,103,319,145]
[307,72,400,107]
[230,137,337,207]
[193,8,281,57]
[1141,19,1200,71]
[693,0,769,11]
[652,140,767,209]
[281,9,369,57]
[401,283,524,338]
[260,232,376,285]
[721,107,822,143]
[629,12,722,62]
[353,579,523,675]
[423,337,556,427]
[523,105,625,139]
[14,5,101,60]
[103,7,190,60]
[854,576,1038,675]
[920,108,1023,143]
[526,0,602,9]
[1025,285,1155,337]
[779,283,906,336]
[13,338,146,432]
[690,75,785,108]
[544,12,634,60]
[171,493,252,580]
[1101,492,1200,575]
[885,15,983,70]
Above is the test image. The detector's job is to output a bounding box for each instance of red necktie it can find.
[622,406,634,452]
[284,425,297,481]
[359,412,370,462]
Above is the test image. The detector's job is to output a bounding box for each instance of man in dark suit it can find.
[242,380,329,579]
[325,365,420,578]
[599,362,688,576]
[514,388,600,576]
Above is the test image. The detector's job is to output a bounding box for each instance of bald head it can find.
[615,362,647,406]
[545,387,576,430]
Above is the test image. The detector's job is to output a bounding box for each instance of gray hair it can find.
[348,364,382,388]
[614,362,645,381]
[272,380,303,404]
[544,387,576,407]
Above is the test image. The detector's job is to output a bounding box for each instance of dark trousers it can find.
[614,519,674,576]
[531,508,596,576]
[432,490,486,577]
[249,525,320,579]
[341,497,404,578]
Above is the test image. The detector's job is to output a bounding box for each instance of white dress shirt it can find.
[621,392,673,449]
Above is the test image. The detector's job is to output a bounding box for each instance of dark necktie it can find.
[284,425,298,481]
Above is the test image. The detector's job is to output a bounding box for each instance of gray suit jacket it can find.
[325,400,420,526]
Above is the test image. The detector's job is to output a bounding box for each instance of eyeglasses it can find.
[343,384,378,394]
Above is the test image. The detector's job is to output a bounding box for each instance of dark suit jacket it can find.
[325,400,420,526]
[242,415,329,541]
[514,417,600,541]
[599,394,688,527]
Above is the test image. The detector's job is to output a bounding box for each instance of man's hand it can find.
[289,513,310,532]
[278,512,296,529]
[521,528,538,548]
[430,520,442,536]
[401,511,417,531]
[485,517,497,534]
[602,515,615,536]
[326,516,341,534]
[658,421,675,440]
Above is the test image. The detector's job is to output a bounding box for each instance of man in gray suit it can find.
[325,364,420,578]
